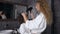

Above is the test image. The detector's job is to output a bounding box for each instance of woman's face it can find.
[35,3,40,12]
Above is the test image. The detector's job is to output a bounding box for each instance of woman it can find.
[18,0,52,34]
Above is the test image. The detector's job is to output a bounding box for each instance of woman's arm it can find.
[25,13,47,33]
[21,13,28,23]
[25,13,44,27]
[25,16,46,34]
[31,17,46,33]
[21,13,47,34]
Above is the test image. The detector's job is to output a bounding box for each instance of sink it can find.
[0,30,13,34]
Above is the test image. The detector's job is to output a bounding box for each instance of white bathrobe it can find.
[18,13,47,34]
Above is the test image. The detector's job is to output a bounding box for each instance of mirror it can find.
[0,2,27,20]
[0,3,13,19]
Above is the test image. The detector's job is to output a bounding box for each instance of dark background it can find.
[0,3,13,18]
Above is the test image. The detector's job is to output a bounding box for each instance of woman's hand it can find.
[21,13,28,23]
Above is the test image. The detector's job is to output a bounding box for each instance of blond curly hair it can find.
[36,0,53,25]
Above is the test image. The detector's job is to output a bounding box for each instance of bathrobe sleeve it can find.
[18,23,31,34]
[30,16,46,33]
[18,13,47,34]
[25,13,47,33]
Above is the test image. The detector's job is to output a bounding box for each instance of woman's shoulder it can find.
[39,12,44,16]
[36,12,45,18]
